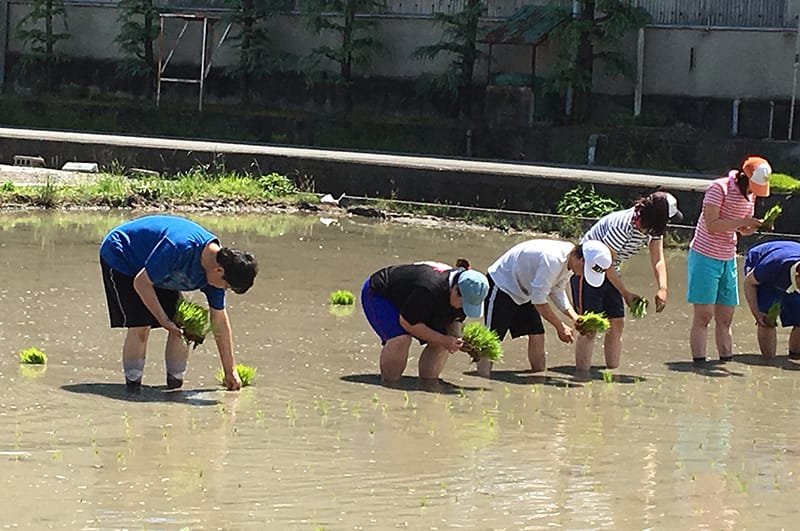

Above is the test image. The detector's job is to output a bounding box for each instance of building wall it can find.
[4,0,800,100]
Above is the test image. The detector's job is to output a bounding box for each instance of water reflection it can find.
[1,212,800,529]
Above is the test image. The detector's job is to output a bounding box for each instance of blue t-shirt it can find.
[99,215,226,309]
[744,241,800,292]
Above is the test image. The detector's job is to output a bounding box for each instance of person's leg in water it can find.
[123,327,149,391]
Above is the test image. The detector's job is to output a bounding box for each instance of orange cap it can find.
[742,156,772,197]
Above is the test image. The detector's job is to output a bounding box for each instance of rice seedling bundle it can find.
[174,299,211,349]
[630,297,649,319]
[765,301,781,327]
[576,312,610,335]
[761,204,782,230]
[461,322,503,363]
[216,364,257,386]
[19,347,47,364]
[329,290,355,305]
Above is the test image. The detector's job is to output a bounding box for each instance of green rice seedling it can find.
[216,364,257,387]
[174,299,211,349]
[329,290,355,305]
[461,322,503,363]
[761,204,782,230]
[19,347,47,364]
[765,301,781,327]
[630,297,648,319]
[576,312,610,335]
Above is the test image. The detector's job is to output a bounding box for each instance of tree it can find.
[303,0,385,112]
[411,0,486,120]
[225,0,293,104]
[15,0,70,92]
[114,0,160,99]
[548,0,651,123]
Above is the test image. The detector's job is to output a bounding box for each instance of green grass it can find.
[19,347,47,364]
[630,297,648,319]
[174,299,211,349]
[216,364,257,387]
[770,173,800,192]
[0,167,316,209]
[461,323,503,362]
[576,312,611,335]
[329,289,355,305]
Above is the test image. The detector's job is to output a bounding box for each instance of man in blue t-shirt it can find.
[100,215,258,391]
[743,240,800,360]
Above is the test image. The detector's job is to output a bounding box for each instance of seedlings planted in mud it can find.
[174,299,211,349]
[461,323,503,362]
[576,312,611,335]
[761,204,782,230]
[329,290,355,305]
[19,347,47,364]
[765,301,781,327]
[630,297,648,319]
[216,364,257,386]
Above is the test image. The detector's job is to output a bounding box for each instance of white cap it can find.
[665,192,683,222]
[582,240,612,288]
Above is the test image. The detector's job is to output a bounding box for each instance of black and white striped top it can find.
[580,208,659,270]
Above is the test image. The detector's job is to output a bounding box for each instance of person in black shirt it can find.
[361,264,489,383]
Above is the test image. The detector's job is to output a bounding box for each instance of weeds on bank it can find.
[0,167,316,208]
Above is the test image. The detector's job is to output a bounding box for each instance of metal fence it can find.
[68,0,798,28]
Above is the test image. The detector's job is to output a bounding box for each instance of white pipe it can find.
[789,13,800,140]
[731,99,741,137]
[587,134,599,165]
[768,101,775,140]
[634,28,645,117]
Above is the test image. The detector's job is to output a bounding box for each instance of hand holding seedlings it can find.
[630,297,649,319]
[460,323,503,363]
[760,204,782,231]
[764,301,781,328]
[575,312,611,335]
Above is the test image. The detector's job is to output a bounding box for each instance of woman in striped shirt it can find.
[688,156,771,364]
[571,191,683,373]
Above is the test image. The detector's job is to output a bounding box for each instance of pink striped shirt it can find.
[689,171,755,261]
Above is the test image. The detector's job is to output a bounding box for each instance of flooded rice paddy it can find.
[1,211,799,530]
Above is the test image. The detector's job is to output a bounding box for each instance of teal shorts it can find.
[686,249,739,306]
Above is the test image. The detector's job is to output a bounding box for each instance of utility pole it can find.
[0,0,8,92]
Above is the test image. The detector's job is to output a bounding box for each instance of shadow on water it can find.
[61,383,220,405]
[547,365,646,384]
[463,369,584,388]
[340,374,490,394]
[663,360,745,378]
[733,353,800,370]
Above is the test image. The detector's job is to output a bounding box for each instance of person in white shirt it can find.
[477,239,612,378]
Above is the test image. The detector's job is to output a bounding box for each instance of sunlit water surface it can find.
[1,211,799,530]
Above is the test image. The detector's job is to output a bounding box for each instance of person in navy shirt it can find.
[361,264,489,383]
[100,215,258,391]
[743,240,800,360]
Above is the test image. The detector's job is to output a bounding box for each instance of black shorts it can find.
[484,275,545,339]
[570,275,625,319]
[101,258,180,328]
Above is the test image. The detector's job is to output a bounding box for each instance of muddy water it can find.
[1,211,799,530]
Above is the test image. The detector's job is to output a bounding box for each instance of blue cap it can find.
[458,270,489,318]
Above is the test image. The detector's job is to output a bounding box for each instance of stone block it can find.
[13,155,45,167]
[61,162,99,173]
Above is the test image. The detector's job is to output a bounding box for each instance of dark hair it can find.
[217,247,258,294]
[633,192,669,236]
[735,169,750,198]
[455,257,471,269]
